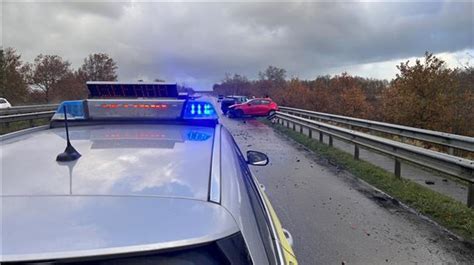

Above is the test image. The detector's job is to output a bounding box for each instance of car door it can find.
[222,128,297,265]
[233,144,296,264]
[259,99,272,115]
[246,99,261,115]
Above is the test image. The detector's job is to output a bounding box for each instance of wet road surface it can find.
[220,114,474,265]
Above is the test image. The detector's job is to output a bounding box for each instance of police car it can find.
[1,82,297,264]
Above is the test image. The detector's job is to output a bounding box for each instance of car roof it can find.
[2,124,214,200]
[225,95,246,98]
[1,123,245,262]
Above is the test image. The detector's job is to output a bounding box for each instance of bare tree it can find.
[79,53,118,81]
[0,48,29,104]
[25,54,71,103]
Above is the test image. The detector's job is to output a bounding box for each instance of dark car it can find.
[220,95,248,114]
[228,98,278,118]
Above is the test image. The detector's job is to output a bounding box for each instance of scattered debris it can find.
[442,179,448,182]
[391,198,400,206]
[425,180,435,185]
[372,195,387,202]
[296,159,300,162]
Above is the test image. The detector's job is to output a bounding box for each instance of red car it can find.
[228,98,278,118]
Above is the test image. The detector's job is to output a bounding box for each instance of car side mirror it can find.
[247,150,269,166]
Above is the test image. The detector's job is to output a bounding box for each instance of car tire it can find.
[268,110,276,117]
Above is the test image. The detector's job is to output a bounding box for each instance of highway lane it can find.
[220,114,474,265]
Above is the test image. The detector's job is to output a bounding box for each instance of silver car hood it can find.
[1,196,239,262]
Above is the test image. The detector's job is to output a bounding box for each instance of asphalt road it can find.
[219,113,473,265]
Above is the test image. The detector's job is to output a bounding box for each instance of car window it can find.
[248,99,261,105]
[261,100,270,105]
[0,99,7,103]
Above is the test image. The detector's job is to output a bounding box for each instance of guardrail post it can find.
[448,147,454,156]
[394,158,401,178]
[308,129,312,139]
[354,144,359,160]
[299,124,303,133]
[319,132,323,142]
[286,120,290,128]
[468,183,474,208]
[28,119,34,127]
[292,123,296,131]
[329,135,333,147]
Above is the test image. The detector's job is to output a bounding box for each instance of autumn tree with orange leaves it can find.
[382,52,472,135]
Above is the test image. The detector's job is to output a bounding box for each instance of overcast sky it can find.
[1,0,473,90]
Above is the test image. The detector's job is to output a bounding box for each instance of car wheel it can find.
[268,110,276,117]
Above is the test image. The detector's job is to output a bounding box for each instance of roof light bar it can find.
[51,99,218,123]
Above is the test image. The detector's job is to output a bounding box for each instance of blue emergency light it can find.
[183,101,217,120]
[52,100,86,120]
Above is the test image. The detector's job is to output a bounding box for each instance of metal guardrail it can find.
[275,111,474,207]
[0,105,58,131]
[279,106,474,154]
[0,111,55,128]
[0,104,59,115]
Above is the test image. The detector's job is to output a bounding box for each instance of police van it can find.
[1,82,297,264]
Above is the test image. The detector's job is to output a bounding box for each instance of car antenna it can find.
[56,105,81,162]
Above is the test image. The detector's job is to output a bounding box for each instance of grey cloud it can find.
[2,1,473,90]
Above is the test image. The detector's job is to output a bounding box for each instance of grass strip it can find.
[264,120,474,241]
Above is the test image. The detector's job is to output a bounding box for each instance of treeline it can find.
[213,52,474,136]
[0,48,192,105]
[0,48,118,104]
